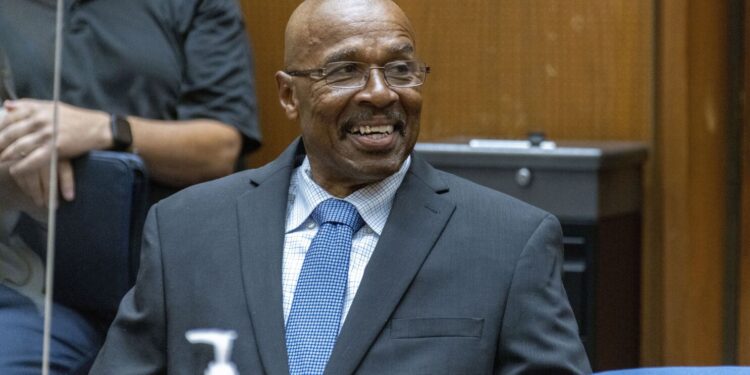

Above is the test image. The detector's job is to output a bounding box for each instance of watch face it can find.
[112,115,132,151]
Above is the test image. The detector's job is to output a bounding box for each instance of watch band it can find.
[110,114,133,151]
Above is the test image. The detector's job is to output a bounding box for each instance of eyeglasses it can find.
[286,60,430,89]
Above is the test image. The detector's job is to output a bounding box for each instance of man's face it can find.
[280,3,423,196]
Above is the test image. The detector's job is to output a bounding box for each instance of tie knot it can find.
[311,199,364,232]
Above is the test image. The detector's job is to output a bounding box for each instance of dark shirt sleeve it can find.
[177,0,261,153]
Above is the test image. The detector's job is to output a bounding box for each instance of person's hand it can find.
[0,99,110,172]
[0,99,105,207]
[5,157,75,208]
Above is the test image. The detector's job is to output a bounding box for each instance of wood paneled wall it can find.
[739,0,750,364]
[239,0,738,366]
[240,0,653,167]
[241,2,299,167]
[653,0,730,364]
[395,1,653,142]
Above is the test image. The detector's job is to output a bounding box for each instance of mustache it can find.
[342,109,406,131]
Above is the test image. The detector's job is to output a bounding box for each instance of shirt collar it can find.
[286,156,411,235]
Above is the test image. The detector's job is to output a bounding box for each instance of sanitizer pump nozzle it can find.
[186,329,239,375]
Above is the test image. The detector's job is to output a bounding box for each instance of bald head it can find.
[283,0,415,68]
[274,0,424,197]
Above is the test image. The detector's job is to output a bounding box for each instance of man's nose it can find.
[354,68,399,108]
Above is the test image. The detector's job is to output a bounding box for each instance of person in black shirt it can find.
[0,0,261,373]
[0,0,261,204]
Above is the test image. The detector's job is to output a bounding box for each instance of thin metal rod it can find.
[42,0,64,373]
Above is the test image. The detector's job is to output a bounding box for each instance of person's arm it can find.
[125,116,243,187]
[0,100,242,205]
[0,100,242,187]
[494,214,591,374]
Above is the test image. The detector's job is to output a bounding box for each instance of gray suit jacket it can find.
[91,139,591,375]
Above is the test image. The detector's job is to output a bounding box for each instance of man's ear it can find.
[275,71,299,120]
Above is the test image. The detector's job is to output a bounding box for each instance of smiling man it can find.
[91,0,590,374]
[276,0,422,198]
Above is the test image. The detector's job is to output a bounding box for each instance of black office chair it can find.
[17,150,148,323]
[16,151,149,374]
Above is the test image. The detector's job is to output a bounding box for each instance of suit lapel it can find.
[326,155,456,375]
[236,140,304,375]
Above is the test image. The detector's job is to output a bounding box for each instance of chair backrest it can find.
[17,151,148,322]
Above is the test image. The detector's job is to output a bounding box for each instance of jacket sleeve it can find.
[495,214,592,374]
[90,206,167,375]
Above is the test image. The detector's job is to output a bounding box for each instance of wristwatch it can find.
[110,114,132,151]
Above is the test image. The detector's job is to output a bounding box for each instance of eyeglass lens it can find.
[325,61,426,88]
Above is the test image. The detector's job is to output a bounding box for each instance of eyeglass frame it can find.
[285,60,431,89]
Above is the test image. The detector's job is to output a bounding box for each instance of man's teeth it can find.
[351,125,394,135]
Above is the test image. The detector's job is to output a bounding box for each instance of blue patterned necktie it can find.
[286,199,364,375]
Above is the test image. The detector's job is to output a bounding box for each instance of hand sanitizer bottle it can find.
[186,329,239,375]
